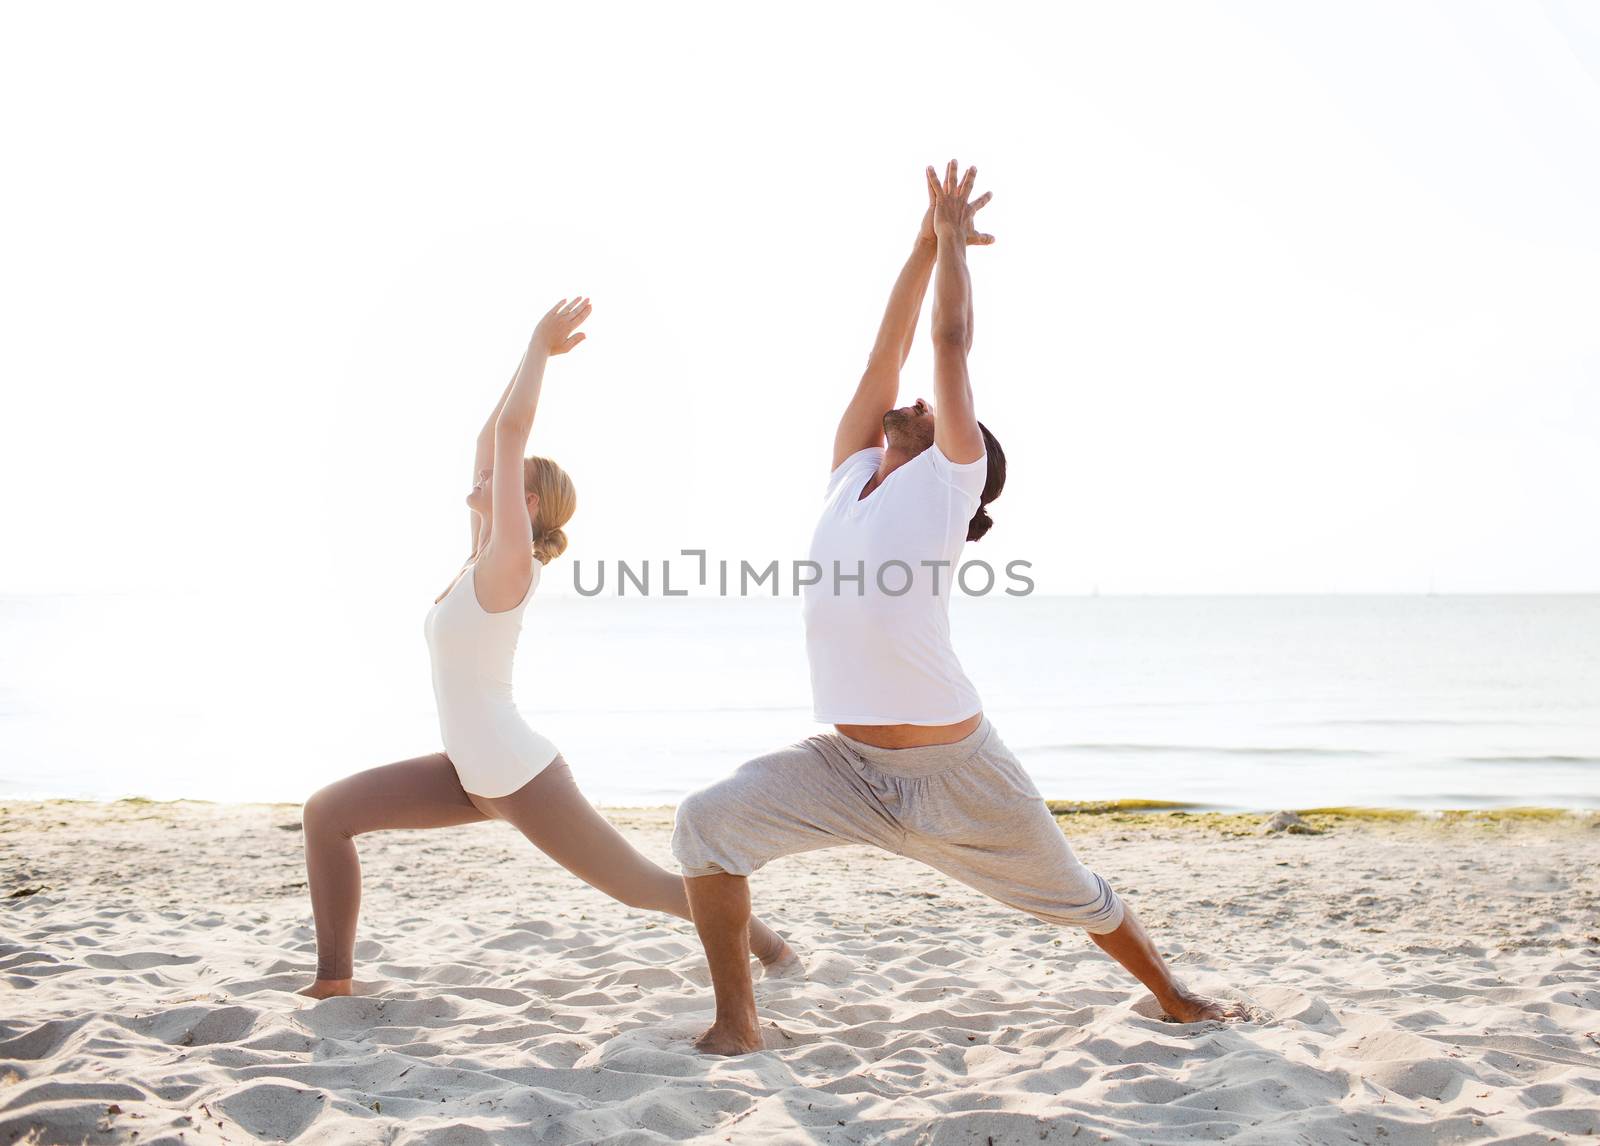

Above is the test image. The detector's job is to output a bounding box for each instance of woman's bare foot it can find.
[1158,988,1250,1023]
[297,978,357,1000]
[693,1020,764,1056]
[758,941,804,980]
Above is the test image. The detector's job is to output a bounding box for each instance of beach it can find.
[6,0,1600,1141]
[3,799,1597,1144]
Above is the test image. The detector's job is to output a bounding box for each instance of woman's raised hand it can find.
[532,297,592,357]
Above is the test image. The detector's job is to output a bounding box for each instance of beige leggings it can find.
[302,753,787,980]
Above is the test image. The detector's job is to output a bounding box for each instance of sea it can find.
[2,593,1596,811]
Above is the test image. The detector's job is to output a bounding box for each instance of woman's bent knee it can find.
[301,785,352,839]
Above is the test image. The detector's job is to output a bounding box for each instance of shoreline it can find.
[5,794,1598,821]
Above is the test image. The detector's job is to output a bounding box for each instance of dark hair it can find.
[967,422,1006,542]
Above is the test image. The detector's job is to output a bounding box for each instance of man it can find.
[673,160,1245,1055]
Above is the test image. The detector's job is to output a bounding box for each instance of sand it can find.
[2,799,1598,1145]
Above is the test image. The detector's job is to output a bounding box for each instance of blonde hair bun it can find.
[534,526,568,565]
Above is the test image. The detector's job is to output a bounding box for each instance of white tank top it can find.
[802,444,989,726]
[422,560,559,797]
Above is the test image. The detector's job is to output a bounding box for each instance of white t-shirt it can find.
[803,444,989,726]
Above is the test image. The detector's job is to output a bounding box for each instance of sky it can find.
[3,0,1598,600]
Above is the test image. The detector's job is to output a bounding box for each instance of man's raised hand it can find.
[925,159,994,248]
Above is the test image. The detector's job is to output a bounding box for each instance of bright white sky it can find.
[3,0,1597,598]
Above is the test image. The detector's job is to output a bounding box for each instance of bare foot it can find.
[758,942,804,980]
[1159,989,1250,1023]
[297,978,357,1000]
[693,1021,764,1056]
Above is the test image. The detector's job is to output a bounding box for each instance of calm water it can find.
[1,593,1596,810]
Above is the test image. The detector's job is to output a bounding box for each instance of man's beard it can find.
[883,409,933,450]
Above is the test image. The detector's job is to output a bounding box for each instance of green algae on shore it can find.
[1042,802,1595,835]
[1045,799,1200,816]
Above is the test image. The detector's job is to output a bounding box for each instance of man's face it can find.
[883,397,935,453]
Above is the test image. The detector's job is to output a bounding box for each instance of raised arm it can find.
[469,354,526,554]
[832,224,936,469]
[928,160,989,465]
[474,297,591,611]
[831,171,996,470]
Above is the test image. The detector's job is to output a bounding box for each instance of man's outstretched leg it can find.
[1089,902,1249,1023]
[890,723,1249,1024]
[920,833,1248,1022]
[684,872,763,1054]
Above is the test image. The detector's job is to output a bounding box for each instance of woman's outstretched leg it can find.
[300,752,488,996]
[481,759,798,973]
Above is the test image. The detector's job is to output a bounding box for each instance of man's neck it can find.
[860,443,921,499]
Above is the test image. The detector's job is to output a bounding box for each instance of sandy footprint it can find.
[1250,984,1337,1029]
[759,946,807,982]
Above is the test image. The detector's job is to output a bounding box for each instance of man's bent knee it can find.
[672,784,757,879]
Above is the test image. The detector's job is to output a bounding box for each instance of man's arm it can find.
[832,170,996,470]
[832,233,937,470]
[929,160,989,465]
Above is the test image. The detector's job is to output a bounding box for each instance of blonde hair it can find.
[523,455,576,564]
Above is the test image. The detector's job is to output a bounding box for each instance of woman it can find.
[299,297,797,998]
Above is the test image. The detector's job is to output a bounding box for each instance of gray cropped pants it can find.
[672,718,1126,935]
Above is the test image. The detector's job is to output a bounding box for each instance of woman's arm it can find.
[469,355,526,555]
[474,297,592,611]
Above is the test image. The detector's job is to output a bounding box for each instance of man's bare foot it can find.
[693,1021,764,1056]
[758,942,804,980]
[297,978,357,1000]
[1158,989,1250,1023]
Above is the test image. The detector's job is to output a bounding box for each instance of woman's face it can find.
[467,468,541,529]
